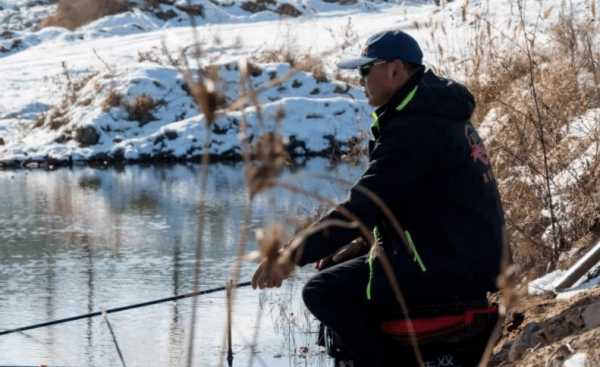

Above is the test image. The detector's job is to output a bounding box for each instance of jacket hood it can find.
[404,70,475,121]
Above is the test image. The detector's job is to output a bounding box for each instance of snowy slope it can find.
[2,0,592,112]
[0,60,368,164]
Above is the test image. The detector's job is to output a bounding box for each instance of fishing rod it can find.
[0,281,252,337]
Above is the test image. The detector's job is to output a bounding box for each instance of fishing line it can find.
[0,282,252,337]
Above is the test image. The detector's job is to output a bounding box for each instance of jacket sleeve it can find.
[294,122,439,266]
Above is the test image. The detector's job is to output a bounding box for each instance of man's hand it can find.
[250,224,298,289]
[251,257,294,289]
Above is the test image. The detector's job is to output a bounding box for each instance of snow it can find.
[0,60,368,164]
[528,269,566,295]
[553,109,600,188]
[563,353,587,367]
[2,0,597,165]
[529,269,600,300]
[529,240,600,299]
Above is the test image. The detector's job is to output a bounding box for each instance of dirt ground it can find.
[490,287,600,366]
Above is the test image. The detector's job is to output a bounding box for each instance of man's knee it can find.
[302,274,326,312]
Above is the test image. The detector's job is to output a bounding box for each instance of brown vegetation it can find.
[35,67,98,130]
[126,95,164,125]
[255,51,329,83]
[462,11,600,278]
[101,90,123,112]
[240,0,275,13]
[41,0,132,30]
[239,0,301,16]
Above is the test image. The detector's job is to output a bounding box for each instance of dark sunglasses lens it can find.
[359,64,371,78]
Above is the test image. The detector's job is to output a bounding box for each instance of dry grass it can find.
[101,89,123,112]
[255,51,329,83]
[463,11,600,277]
[41,0,132,30]
[295,55,328,83]
[125,95,163,125]
[34,67,98,130]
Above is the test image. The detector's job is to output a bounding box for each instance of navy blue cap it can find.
[337,29,423,69]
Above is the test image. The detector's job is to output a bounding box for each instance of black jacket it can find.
[295,68,504,297]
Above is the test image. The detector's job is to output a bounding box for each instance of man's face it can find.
[360,60,408,107]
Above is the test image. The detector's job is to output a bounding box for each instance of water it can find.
[0,158,365,367]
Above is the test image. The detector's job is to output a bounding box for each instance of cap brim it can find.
[336,56,376,69]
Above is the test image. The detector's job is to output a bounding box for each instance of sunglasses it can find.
[359,60,388,78]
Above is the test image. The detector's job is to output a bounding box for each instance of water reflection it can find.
[0,159,364,366]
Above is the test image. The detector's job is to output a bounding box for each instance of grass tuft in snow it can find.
[126,94,164,126]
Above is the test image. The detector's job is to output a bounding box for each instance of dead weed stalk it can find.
[35,63,97,130]
[463,3,600,276]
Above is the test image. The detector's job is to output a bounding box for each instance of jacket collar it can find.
[371,66,425,139]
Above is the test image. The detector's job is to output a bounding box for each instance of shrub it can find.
[126,95,163,125]
[463,12,600,277]
[255,51,329,83]
[101,90,123,112]
[41,0,132,30]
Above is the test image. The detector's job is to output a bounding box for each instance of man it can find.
[252,29,504,366]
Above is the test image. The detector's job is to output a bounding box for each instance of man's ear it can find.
[391,61,403,80]
[388,61,400,79]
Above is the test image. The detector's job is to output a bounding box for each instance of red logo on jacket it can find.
[465,125,494,183]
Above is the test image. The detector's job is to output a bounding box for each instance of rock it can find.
[0,31,14,39]
[582,301,600,329]
[54,134,67,144]
[276,3,302,17]
[175,4,204,17]
[545,344,573,367]
[0,137,4,145]
[154,9,177,20]
[333,83,351,94]
[240,1,267,13]
[321,0,357,4]
[509,322,546,362]
[164,129,178,140]
[74,125,100,147]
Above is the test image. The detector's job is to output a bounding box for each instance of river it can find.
[0,158,364,367]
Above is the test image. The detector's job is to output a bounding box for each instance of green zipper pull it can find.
[405,230,427,272]
[366,226,382,300]
[366,245,376,301]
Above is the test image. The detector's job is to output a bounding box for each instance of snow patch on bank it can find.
[563,353,587,367]
[529,239,600,299]
[0,61,369,165]
[528,270,567,295]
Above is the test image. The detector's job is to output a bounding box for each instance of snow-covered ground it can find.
[0,60,369,164]
[1,0,595,164]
